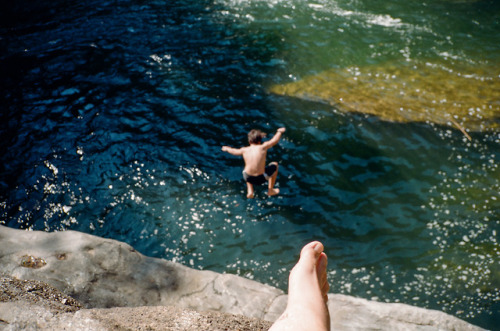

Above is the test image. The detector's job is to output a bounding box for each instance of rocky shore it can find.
[0,225,484,330]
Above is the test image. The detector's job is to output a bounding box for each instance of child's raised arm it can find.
[262,127,286,149]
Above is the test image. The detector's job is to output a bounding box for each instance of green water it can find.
[1,0,499,328]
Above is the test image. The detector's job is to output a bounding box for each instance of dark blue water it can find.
[1,0,499,329]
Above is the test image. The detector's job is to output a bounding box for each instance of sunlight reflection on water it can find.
[1,0,499,328]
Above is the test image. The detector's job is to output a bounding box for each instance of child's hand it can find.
[221,146,228,152]
[278,127,286,133]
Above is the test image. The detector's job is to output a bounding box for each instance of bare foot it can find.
[268,188,280,196]
[269,241,330,331]
[247,192,255,199]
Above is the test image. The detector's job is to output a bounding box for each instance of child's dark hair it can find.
[248,129,266,144]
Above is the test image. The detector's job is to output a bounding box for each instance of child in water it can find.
[222,127,286,198]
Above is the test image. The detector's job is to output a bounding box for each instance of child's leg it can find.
[246,182,255,199]
[268,162,280,196]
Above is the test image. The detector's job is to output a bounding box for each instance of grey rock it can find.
[0,226,484,330]
[0,275,270,330]
[327,294,483,331]
[0,225,283,322]
[0,299,272,331]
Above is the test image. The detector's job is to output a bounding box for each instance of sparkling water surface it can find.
[1,0,499,328]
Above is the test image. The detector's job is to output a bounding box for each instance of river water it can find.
[1,0,499,328]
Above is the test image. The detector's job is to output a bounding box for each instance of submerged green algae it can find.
[270,61,500,133]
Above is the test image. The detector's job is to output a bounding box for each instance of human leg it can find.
[267,162,280,196]
[269,241,330,331]
[246,182,255,199]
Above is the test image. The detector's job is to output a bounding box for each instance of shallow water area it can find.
[1,0,499,329]
[270,60,500,132]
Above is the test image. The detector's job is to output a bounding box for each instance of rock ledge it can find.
[0,226,484,330]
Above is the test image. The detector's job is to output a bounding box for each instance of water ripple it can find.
[1,0,499,329]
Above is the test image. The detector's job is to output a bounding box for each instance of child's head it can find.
[248,129,266,144]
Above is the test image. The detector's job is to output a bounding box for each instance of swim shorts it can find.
[242,164,277,185]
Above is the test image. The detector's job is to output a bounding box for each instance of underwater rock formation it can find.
[270,61,500,133]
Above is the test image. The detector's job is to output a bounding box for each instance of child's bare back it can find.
[241,144,268,176]
[222,127,285,198]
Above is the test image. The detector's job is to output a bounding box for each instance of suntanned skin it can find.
[222,127,285,198]
[269,241,330,331]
